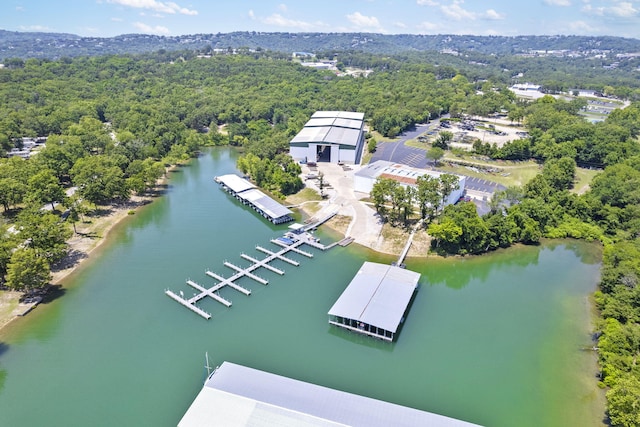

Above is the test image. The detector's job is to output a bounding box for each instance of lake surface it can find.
[0,148,604,426]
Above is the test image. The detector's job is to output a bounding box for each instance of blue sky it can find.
[3,0,640,39]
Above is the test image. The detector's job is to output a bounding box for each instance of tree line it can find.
[0,49,639,424]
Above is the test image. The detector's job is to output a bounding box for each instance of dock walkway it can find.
[166,236,319,319]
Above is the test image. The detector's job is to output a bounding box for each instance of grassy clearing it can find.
[285,187,322,205]
[573,167,600,194]
[439,154,541,187]
[326,214,352,236]
[0,290,22,330]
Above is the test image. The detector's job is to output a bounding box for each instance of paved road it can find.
[371,124,433,168]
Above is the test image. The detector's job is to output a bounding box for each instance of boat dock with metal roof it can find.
[215,174,293,224]
[178,361,482,427]
[328,261,421,342]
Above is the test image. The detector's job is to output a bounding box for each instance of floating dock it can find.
[166,234,322,319]
[166,205,343,319]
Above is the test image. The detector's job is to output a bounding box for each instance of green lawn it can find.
[573,167,600,194]
[439,154,541,187]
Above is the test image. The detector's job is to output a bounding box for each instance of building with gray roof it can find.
[289,111,365,165]
[354,160,466,206]
[328,261,420,342]
[178,361,482,427]
[215,174,292,224]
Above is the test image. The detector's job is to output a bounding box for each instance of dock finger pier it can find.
[165,212,346,319]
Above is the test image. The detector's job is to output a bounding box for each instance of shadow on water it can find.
[546,239,602,265]
[414,243,543,290]
[0,342,9,392]
[327,325,395,353]
[392,284,420,342]
[41,285,67,305]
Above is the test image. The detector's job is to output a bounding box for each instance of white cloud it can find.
[441,0,476,21]
[19,25,52,32]
[111,17,124,22]
[568,20,598,33]
[416,21,443,32]
[544,0,572,6]
[483,9,505,20]
[609,2,638,17]
[394,21,408,28]
[346,11,382,29]
[249,9,327,30]
[417,0,439,5]
[278,4,288,12]
[16,6,25,12]
[582,1,637,17]
[581,4,604,15]
[133,21,170,34]
[107,0,197,16]
[262,13,316,30]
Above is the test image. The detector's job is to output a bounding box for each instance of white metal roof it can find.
[312,111,365,120]
[305,117,336,127]
[290,126,332,143]
[328,262,420,333]
[238,188,292,220]
[325,127,361,147]
[178,361,482,427]
[216,174,256,194]
[290,111,364,148]
[355,160,465,185]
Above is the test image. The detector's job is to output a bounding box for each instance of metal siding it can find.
[239,189,292,220]
[327,262,420,334]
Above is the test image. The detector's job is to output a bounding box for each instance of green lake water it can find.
[0,148,604,426]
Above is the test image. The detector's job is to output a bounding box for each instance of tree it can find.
[371,177,398,219]
[428,219,462,251]
[416,175,441,223]
[0,178,26,212]
[439,174,460,208]
[0,224,16,278]
[542,157,576,191]
[318,172,325,197]
[28,169,66,211]
[68,205,80,234]
[367,138,377,153]
[426,146,444,165]
[606,375,640,427]
[70,155,129,205]
[433,131,453,149]
[5,248,51,291]
[17,208,72,263]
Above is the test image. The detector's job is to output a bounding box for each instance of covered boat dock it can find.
[215,174,293,224]
[328,262,420,342]
[178,361,481,427]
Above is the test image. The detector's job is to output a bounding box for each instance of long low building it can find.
[328,262,420,342]
[289,111,365,164]
[215,174,293,224]
[354,160,466,206]
[178,361,482,427]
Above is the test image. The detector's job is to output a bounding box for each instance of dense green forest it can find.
[1,49,640,425]
[3,30,640,58]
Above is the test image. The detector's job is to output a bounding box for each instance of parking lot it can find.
[370,122,506,210]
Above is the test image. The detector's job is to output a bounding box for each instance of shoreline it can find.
[0,168,176,334]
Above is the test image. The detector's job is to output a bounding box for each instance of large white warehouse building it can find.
[354,160,466,206]
[289,111,365,165]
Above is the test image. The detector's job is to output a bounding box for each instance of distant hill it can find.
[2,30,640,60]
